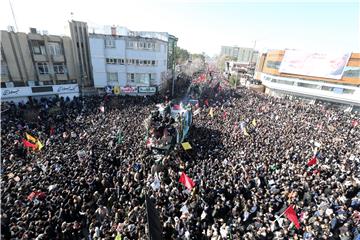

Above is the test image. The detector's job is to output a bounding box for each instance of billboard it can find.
[279,50,351,79]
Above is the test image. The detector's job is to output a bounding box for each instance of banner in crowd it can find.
[279,50,351,79]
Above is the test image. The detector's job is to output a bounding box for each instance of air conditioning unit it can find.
[30,28,37,34]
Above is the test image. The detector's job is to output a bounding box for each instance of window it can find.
[120,59,124,65]
[135,59,139,65]
[106,58,116,64]
[127,73,135,82]
[342,66,360,78]
[31,86,53,92]
[266,61,281,70]
[32,41,46,55]
[131,59,135,64]
[127,41,134,48]
[343,89,355,94]
[107,72,118,82]
[48,42,62,55]
[104,38,115,48]
[297,82,318,89]
[54,64,66,74]
[37,62,49,74]
[152,60,156,66]
[13,82,26,87]
[140,60,144,65]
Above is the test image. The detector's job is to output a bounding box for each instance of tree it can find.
[175,47,190,64]
[215,55,237,72]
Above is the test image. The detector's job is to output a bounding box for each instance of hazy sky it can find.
[2,0,359,56]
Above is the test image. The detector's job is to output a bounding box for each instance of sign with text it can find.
[279,50,351,79]
[121,86,138,93]
[138,86,157,93]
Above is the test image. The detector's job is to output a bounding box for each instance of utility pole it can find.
[9,0,19,32]
[171,38,177,97]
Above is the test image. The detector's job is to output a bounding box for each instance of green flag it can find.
[117,131,123,144]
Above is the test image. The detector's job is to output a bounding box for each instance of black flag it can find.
[145,195,163,240]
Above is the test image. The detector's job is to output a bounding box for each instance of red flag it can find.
[307,156,317,167]
[179,172,195,190]
[27,191,46,201]
[173,104,181,110]
[50,127,55,135]
[204,99,209,107]
[22,139,37,150]
[223,111,227,119]
[284,205,300,229]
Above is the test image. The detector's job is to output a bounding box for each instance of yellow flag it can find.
[252,119,257,127]
[26,133,37,143]
[243,128,250,136]
[209,107,214,118]
[36,140,44,150]
[182,142,192,150]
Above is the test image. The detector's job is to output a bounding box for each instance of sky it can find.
[1,0,359,56]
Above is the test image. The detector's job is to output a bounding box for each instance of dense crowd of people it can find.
[1,84,359,239]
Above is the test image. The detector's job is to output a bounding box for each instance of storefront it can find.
[0,84,80,103]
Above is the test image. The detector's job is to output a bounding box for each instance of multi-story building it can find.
[220,46,258,64]
[86,25,177,94]
[68,21,94,93]
[0,28,80,103]
[254,50,360,106]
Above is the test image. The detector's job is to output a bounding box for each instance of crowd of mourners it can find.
[1,80,360,240]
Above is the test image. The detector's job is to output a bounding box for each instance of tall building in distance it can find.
[85,24,177,94]
[220,45,258,64]
[1,28,80,103]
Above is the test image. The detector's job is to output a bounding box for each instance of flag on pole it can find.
[36,140,44,150]
[26,133,37,143]
[181,142,192,150]
[284,205,300,229]
[22,139,37,150]
[252,119,257,127]
[223,111,227,119]
[243,128,250,136]
[307,156,317,167]
[204,99,209,107]
[209,107,214,118]
[117,131,123,144]
[179,172,195,190]
[145,195,163,240]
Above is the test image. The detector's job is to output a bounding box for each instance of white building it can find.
[89,26,177,94]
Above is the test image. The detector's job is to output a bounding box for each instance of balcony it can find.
[56,74,68,81]
[33,54,47,62]
[28,33,43,41]
[52,55,65,62]
[39,74,52,82]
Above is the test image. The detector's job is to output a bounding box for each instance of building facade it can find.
[1,29,80,103]
[88,25,177,94]
[254,50,360,106]
[220,46,258,64]
[68,21,94,92]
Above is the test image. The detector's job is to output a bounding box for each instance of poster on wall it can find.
[121,86,138,94]
[279,50,351,79]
